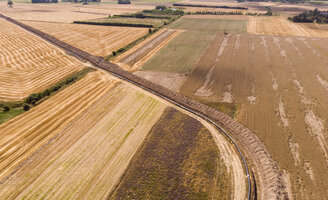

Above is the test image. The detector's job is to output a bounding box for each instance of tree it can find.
[7,0,13,7]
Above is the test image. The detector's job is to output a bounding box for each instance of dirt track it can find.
[0,14,288,199]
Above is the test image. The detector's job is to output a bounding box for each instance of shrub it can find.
[23,104,30,111]
[3,106,10,112]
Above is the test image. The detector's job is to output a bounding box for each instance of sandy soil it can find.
[134,71,187,92]
[248,16,328,38]
[0,19,84,101]
[0,71,167,199]
[0,2,152,23]
[25,21,148,57]
[181,32,328,199]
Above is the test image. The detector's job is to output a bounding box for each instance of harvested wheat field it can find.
[180,33,328,199]
[0,19,84,101]
[25,21,148,57]
[248,16,328,38]
[0,70,167,199]
[0,2,152,23]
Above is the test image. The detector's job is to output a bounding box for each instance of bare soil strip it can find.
[120,29,177,67]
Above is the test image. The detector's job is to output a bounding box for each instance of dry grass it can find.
[0,71,167,199]
[25,21,148,57]
[0,19,84,101]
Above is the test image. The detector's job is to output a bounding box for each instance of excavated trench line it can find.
[0,14,288,200]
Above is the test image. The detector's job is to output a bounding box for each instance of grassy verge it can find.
[0,67,95,125]
[0,109,24,124]
[109,108,231,199]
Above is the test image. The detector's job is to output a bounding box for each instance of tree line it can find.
[290,8,328,23]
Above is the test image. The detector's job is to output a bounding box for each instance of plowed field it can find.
[25,21,148,57]
[0,71,167,199]
[0,19,84,101]
[181,33,328,200]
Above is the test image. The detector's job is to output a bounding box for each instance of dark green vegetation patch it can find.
[109,108,231,200]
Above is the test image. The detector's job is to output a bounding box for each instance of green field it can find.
[0,109,24,125]
[169,18,247,33]
[110,108,231,199]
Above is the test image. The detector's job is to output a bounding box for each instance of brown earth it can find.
[181,32,328,200]
[24,21,148,57]
[0,19,84,101]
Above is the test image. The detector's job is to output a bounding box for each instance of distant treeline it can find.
[290,8,328,23]
[61,0,101,2]
[118,0,130,4]
[32,0,58,3]
[173,3,248,10]
[73,21,153,27]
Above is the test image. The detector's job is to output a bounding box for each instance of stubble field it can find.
[0,71,167,199]
[180,32,328,200]
[0,19,84,101]
[247,16,328,38]
[25,21,148,57]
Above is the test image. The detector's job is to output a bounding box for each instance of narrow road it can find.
[0,14,289,200]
